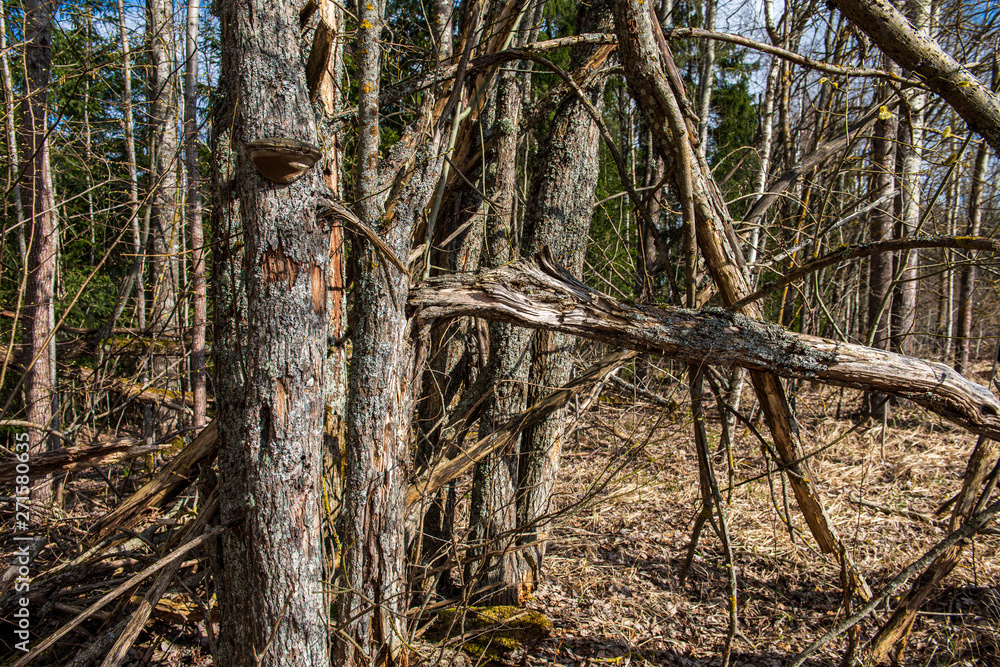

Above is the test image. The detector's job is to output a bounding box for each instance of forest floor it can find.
[2,364,999,666]
[513,363,1000,667]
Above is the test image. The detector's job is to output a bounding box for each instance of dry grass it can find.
[521,367,1000,667]
[2,364,998,666]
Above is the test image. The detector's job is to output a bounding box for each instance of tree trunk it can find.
[21,0,57,504]
[117,0,145,333]
[148,0,180,332]
[0,11,25,264]
[468,64,531,606]
[147,0,181,442]
[184,0,206,429]
[515,0,611,597]
[865,55,897,420]
[955,52,997,374]
[213,0,329,661]
[695,0,717,158]
[335,0,447,658]
[955,140,989,375]
[889,0,930,358]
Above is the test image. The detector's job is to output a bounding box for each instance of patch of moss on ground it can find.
[434,605,553,659]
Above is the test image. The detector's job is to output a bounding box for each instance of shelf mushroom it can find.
[246,137,323,184]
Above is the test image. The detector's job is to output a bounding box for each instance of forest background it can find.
[3,0,1000,664]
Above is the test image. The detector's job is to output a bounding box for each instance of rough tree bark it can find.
[335,0,447,658]
[468,64,532,606]
[213,0,329,661]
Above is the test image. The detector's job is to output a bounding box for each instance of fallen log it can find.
[409,250,1000,439]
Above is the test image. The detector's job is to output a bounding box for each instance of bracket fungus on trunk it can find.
[246,137,323,184]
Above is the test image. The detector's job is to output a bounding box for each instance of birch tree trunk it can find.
[695,0,717,158]
[890,0,930,358]
[21,0,57,504]
[213,0,329,661]
[184,0,206,428]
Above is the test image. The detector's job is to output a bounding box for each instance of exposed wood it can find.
[68,367,208,412]
[11,522,229,667]
[91,421,218,541]
[411,251,1000,439]
[409,351,635,509]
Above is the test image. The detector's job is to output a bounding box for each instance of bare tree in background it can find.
[21,0,57,503]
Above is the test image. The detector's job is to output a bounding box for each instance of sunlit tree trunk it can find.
[336,0,446,659]
[695,0,716,158]
[21,0,57,503]
[0,12,25,262]
[468,65,531,606]
[955,140,989,375]
[866,55,897,420]
[184,0,206,428]
[213,0,329,661]
[147,0,181,441]
[117,0,145,332]
[890,0,930,357]
[956,53,996,375]
[148,0,181,333]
